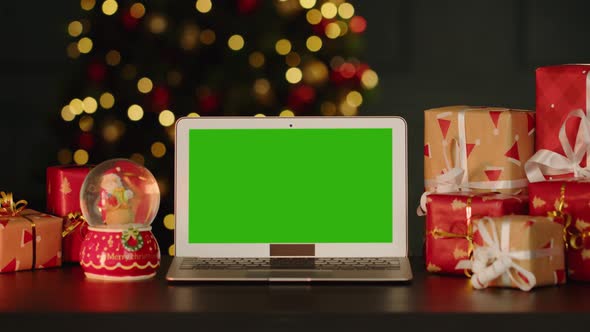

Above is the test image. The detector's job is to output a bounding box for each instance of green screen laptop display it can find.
[188,128,393,244]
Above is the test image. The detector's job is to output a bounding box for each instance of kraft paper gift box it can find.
[46,165,92,262]
[459,215,565,291]
[528,179,590,281]
[422,106,534,213]
[0,204,62,272]
[425,192,528,275]
[526,65,590,182]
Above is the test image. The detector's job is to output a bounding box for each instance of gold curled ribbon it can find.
[546,183,589,250]
[430,196,474,276]
[62,212,86,238]
[0,191,28,216]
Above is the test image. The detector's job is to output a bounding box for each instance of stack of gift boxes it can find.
[422,64,590,290]
[0,166,91,272]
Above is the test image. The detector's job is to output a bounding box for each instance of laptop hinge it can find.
[270,244,315,256]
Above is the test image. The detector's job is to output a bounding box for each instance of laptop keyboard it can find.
[179,257,401,270]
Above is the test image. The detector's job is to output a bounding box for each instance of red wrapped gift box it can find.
[529,179,590,281]
[425,192,528,275]
[528,65,590,181]
[46,165,92,263]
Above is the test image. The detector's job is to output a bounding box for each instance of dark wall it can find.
[1,1,590,256]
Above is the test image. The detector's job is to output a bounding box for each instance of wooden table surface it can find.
[1,256,589,331]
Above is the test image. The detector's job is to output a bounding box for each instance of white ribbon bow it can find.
[455,217,559,291]
[418,139,468,215]
[525,109,590,183]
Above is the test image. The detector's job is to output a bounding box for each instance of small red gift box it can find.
[425,192,528,275]
[529,179,590,281]
[46,165,92,263]
[527,65,590,182]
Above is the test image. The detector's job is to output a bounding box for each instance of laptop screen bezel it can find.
[174,117,408,257]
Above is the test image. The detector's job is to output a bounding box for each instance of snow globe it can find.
[79,158,161,280]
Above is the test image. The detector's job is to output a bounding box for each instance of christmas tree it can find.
[56,0,379,254]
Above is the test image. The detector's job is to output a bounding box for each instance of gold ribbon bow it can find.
[430,197,474,275]
[62,212,86,238]
[122,227,140,241]
[0,191,28,216]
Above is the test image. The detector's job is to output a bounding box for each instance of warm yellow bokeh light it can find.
[325,22,341,39]
[99,92,115,109]
[320,2,337,19]
[340,101,357,116]
[299,0,316,9]
[103,121,124,142]
[338,2,354,19]
[248,52,265,68]
[149,15,167,34]
[163,214,175,230]
[137,77,153,93]
[129,153,145,165]
[77,37,93,54]
[306,35,322,52]
[187,112,200,117]
[79,115,94,132]
[200,29,216,45]
[83,96,98,114]
[285,52,301,67]
[68,21,83,37]
[285,67,303,84]
[130,3,146,19]
[69,98,84,115]
[254,113,266,117]
[57,149,73,165]
[306,9,322,25]
[275,39,292,55]
[81,0,96,11]
[168,244,175,256]
[105,50,121,66]
[361,69,379,89]
[61,106,75,121]
[346,90,363,107]
[228,34,244,51]
[195,0,212,13]
[127,104,144,121]
[280,109,295,117]
[159,110,176,127]
[67,42,80,59]
[102,0,118,15]
[253,79,270,95]
[151,141,166,158]
[73,149,89,165]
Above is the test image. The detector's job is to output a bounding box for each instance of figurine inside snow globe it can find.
[79,158,161,281]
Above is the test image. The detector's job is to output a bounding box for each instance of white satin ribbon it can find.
[455,217,560,291]
[525,109,590,182]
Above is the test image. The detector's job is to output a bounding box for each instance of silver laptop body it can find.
[167,116,412,282]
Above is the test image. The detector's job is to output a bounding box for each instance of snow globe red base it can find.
[79,159,161,281]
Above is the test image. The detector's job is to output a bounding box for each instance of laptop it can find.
[166,116,412,282]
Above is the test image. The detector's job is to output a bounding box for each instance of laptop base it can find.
[166,257,413,282]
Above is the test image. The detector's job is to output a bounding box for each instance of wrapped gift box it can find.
[0,209,62,272]
[528,179,590,281]
[424,106,534,202]
[536,64,590,161]
[425,192,528,275]
[466,215,565,291]
[525,65,590,182]
[46,165,92,262]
